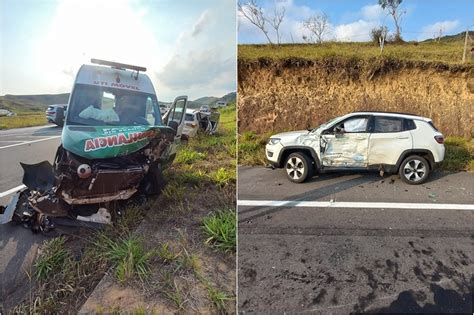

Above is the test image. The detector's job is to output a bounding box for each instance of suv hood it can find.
[272,130,309,145]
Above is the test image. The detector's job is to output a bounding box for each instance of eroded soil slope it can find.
[238,57,474,138]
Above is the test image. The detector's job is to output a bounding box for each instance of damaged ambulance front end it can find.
[1,59,188,232]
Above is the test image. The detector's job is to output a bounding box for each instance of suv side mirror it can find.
[334,124,345,135]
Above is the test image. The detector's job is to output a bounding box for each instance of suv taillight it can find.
[434,135,444,144]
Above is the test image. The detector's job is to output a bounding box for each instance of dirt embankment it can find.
[238,57,474,138]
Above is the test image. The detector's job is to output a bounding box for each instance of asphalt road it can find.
[0,124,61,312]
[238,166,474,313]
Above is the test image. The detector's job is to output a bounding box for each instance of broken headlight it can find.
[267,138,280,145]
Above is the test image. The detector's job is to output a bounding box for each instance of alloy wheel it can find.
[403,159,426,182]
[286,156,305,180]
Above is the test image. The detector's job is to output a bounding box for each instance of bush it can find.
[371,26,388,45]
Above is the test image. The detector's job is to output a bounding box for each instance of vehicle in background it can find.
[45,104,68,126]
[200,105,211,113]
[266,112,445,185]
[216,101,227,107]
[182,108,220,138]
[0,109,15,117]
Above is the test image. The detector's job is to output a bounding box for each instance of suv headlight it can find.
[267,138,281,145]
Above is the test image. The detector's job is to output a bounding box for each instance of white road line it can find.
[238,200,474,210]
[0,140,27,143]
[0,184,26,198]
[0,136,60,149]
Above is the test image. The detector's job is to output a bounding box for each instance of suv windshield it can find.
[67,84,162,126]
[311,116,341,133]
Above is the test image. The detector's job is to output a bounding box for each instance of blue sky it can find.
[239,0,474,44]
[0,0,236,101]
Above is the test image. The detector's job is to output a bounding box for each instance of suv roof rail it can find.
[90,58,147,72]
[354,111,420,117]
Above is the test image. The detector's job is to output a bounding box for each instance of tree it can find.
[302,13,330,44]
[268,6,285,45]
[371,26,388,45]
[238,0,273,45]
[378,0,406,42]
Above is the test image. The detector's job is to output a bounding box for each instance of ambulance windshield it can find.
[66,84,162,126]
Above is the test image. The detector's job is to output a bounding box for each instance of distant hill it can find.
[218,92,236,104]
[0,93,70,112]
[190,92,237,108]
[193,96,220,105]
[423,30,473,43]
[0,91,237,113]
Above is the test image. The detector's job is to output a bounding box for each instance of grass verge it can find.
[94,233,155,283]
[442,137,474,171]
[0,112,48,129]
[239,41,474,65]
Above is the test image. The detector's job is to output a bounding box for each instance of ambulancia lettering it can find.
[84,130,155,152]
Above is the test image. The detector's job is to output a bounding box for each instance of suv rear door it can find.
[320,115,370,168]
[368,116,413,166]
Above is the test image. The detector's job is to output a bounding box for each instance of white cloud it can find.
[334,20,379,42]
[419,20,460,40]
[156,4,236,100]
[1,0,235,99]
[157,47,233,90]
[33,0,161,93]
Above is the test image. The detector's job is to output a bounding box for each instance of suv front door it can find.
[320,115,370,168]
[368,116,413,166]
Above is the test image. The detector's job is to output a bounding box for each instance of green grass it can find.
[238,131,273,165]
[94,233,155,283]
[161,181,186,200]
[442,137,474,171]
[239,41,473,64]
[0,112,48,129]
[157,243,178,262]
[201,209,236,253]
[209,167,236,187]
[175,148,207,164]
[34,236,71,280]
[206,285,231,311]
[174,167,207,187]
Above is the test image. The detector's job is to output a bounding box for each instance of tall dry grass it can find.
[238,58,474,138]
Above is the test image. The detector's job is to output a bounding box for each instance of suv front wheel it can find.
[399,155,430,185]
[285,152,314,183]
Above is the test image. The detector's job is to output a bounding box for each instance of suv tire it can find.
[285,152,313,183]
[399,155,430,185]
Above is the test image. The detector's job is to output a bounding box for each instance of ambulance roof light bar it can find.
[91,59,147,73]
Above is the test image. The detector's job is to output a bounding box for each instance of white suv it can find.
[265,112,445,184]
